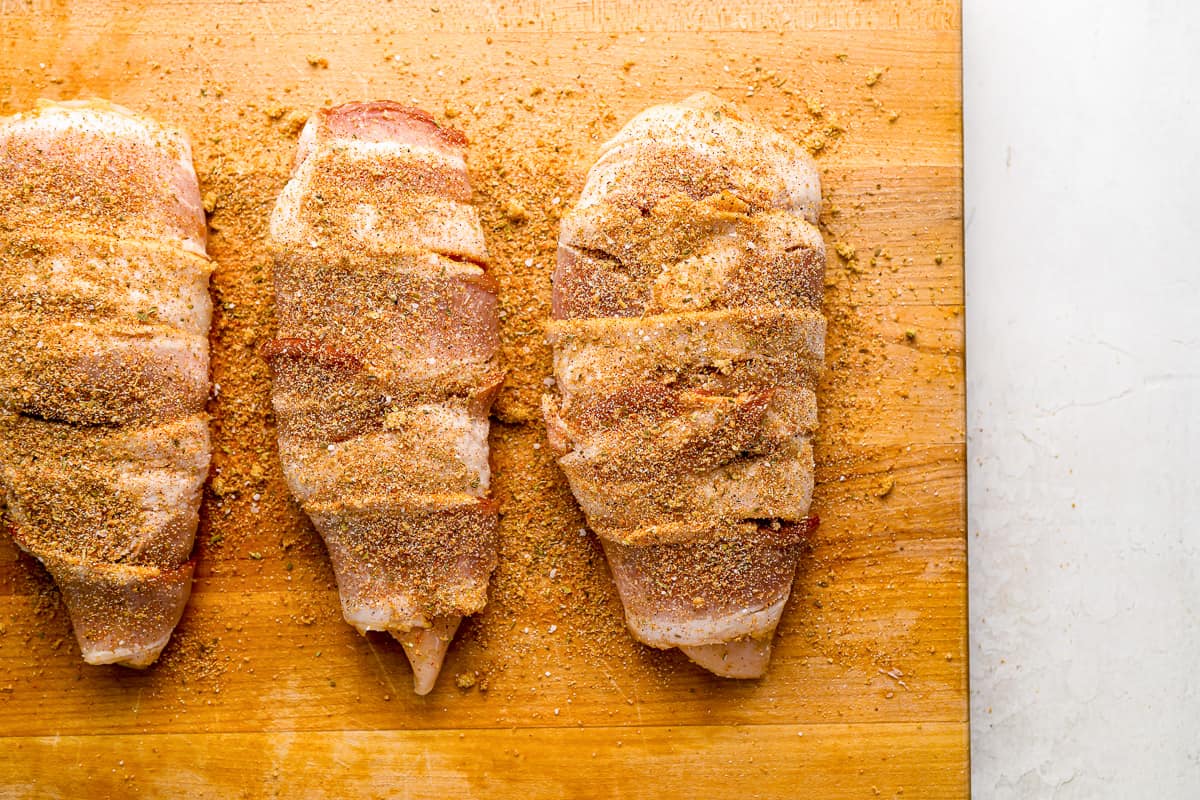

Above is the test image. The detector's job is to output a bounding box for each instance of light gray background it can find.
[965,2,1200,795]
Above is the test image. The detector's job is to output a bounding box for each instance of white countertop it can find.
[964,2,1200,795]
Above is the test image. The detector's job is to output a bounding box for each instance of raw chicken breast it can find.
[544,93,825,678]
[0,99,213,667]
[266,102,501,695]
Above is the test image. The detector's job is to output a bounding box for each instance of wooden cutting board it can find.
[0,1,967,797]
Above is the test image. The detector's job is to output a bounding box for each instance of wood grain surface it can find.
[0,1,966,797]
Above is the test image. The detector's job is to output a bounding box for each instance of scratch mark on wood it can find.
[364,636,399,697]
